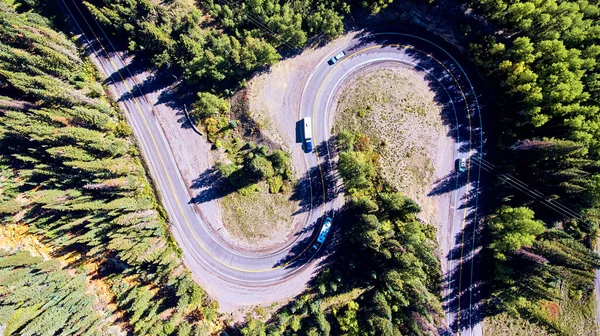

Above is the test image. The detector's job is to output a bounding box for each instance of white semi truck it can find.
[303,117,313,152]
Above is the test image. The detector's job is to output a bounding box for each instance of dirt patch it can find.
[219,181,300,248]
[333,64,451,227]
[230,89,282,151]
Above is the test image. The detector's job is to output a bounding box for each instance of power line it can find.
[474,157,579,219]
[471,155,582,220]
[214,0,304,54]
[65,0,148,98]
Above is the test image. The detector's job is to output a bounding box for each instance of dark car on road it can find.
[456,158,467,172]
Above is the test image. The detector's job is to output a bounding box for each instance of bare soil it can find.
[333,64,453,227]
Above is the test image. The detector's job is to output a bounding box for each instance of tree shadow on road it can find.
[428,153,486,197]
[98,50,201,134]
[441,191,491,334]
[429,170,466,197]
[115,69,176,103]
[290,138,342,215]
[272,208,342,269]
[103,55,154,88]
[440,246,490,335]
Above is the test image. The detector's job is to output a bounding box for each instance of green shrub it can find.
[218,163,238,179]
[115,120,132,137]
[239,184,260,196]
[268,176,283,194]
[191,92,229,119]
[249,156,275,179]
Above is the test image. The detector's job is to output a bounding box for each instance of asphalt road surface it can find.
[304,33,484,335]
[59,1,483,332]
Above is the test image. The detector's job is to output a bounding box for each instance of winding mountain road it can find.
[306,33,484,335]
[59,1,483,331]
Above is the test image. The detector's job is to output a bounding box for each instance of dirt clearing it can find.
[333,64,453,227]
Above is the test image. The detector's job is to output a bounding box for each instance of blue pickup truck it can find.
[310,217,332,253]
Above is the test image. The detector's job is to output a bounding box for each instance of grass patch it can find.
[334,66,444,226]
[484,312,552,336]
[552,288,597,335]
[220,181,298,246]
[484,288,598,335]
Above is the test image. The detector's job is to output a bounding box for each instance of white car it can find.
[328,51,346,65]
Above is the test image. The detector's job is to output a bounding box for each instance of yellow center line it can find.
[324,44,474,334]
[66,0,325,272]
[66,3,476,292]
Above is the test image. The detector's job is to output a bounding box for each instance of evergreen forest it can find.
[0,2,218,334]
[1,0,600,334]
[468,0,600,331]
[0,250,106,335]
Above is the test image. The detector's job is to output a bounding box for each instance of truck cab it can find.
[305,139,313,152]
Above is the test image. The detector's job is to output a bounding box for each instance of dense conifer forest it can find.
[0,2,218,334]
[0,250,106,335]
[1,0,600,333]
[467,0,600,330]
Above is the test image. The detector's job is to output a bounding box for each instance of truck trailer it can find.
[303,117,313,152]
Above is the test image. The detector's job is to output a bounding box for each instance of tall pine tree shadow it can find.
[290,137,341,215]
